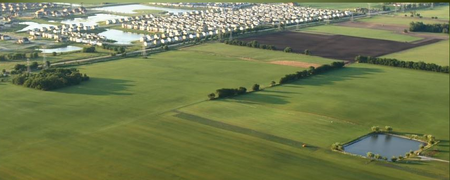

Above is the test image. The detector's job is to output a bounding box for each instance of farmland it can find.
[1,2,448,180]
[381,40,449,66]
[297,25,422,42]
[238,31,434,61]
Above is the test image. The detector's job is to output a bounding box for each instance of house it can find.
[17,37,30,44]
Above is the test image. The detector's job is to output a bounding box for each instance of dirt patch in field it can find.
[239,31,441,61]
[270,61,320,68]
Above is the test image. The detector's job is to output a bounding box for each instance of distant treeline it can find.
[12,68,89,91]
[208,61,346,99]
[224,40,277,50]
[101,44,126,53]
[0,52,39,61]
[409,22,449,33]
[355,55,449,73]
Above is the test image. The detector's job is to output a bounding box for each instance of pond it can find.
[17,22,55,32]
[344,134,425,160]
[92,4,192,14]
[37,46,82,53]
[61,13,126,26]
[98,29,143,45]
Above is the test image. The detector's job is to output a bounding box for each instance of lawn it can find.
[298,25,422,42]
[0,44,448,180]
[381,40,449,66]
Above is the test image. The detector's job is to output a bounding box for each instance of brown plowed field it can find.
[239,31,440,61]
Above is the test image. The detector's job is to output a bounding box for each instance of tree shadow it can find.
[57,77,134,96]
[224,93,290,105]
[288,67,385,87]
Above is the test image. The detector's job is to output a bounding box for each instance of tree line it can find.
[208,61,346,100]
[82,46,96,53]
[101,44,126,53]
[355,55,449,73]
[279,62,345,84]
[12,68,89,91]
[409,21,449,33]
[224,40,277,50]
[0,52,39,61]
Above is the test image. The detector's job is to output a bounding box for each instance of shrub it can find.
[284,47,293,53]
[252,84,260,91]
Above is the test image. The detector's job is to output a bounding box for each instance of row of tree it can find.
[409,21,449,33]
[82,46,96,53]
[0,52,39,61]
[371,126,393,133]
[355,55,449,73]
[224,40,277,50]
[11,68,89,91]
[208,62,345,100]
[279,62,345,84]
[101,44,126,53]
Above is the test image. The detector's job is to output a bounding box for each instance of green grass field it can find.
[0,43,448,180]
[358,15,445,26]
[416,5,450,20]
[298,25,423,42]
[381,40,449,66]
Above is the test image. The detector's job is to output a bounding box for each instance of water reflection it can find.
[92,4,192,14]
[17,22,54,32]
[37,46,82,53]
[344,134,424,160]
[98,29,143,45]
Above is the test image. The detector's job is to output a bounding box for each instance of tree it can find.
[391,156,397,162]
[331,142,344,151]
[367,152,374,159]
[304,49,310,55]
[419,144,425,150]
[82,46,96,53]
[2,69,5,74]
[385,126,393,132]
[374,154,381,160]
[52,52,57,56]
[208,93,216,100]
[270,81,276,87]
[30,62,38,70]
[45,61,51,69]
[284,47,293,53]
[252,84,260,91]
[237,87,247,94]
[371,126,380,132]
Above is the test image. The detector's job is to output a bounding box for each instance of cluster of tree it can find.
[371,126,393,133]
[224,40,277,50]
[0,52,39,61]
[82,46,96,53]
[209,87,247,99]
[409,22,449,33]
[423,134,436,145]
[11,68,89,91]
[279,62,345,84]
[101,44,126,53]
[355,55,449,73]
[366,152,388,161]
[284,47,293,53]
[331,142,344,151]
[431,17,439,19]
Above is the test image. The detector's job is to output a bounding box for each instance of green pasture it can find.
[297,25,422,42]
[381,40,449,66]
[0,43,448,180]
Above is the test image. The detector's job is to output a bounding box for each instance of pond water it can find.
[98,29,143,45]
[61,13,126,26]
[37,46,82,53]
[344,134,425,160]
[17,22,55,32]
[92,4,192,14]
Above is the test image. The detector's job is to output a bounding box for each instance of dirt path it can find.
[417,156,450,163]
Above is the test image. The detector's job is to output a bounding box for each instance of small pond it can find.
[344,134,425,160]
[98,29,143,45]
[37,46,82,53]
[92,4,192,14]
[17,22,55,32]
[61,13,126,26]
